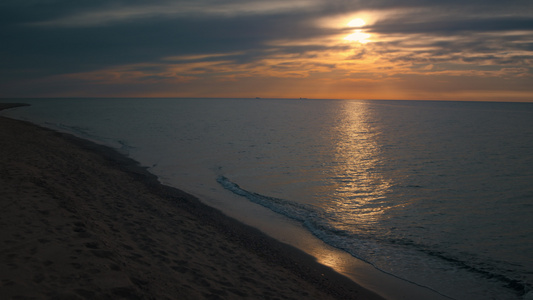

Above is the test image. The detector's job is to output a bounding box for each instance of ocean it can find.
[2,98,532,299]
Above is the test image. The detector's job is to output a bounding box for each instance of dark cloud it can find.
[368,17,533,34]
[355,3,533,71]
[1,0,352,80]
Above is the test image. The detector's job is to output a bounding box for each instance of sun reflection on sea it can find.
[317,101,392,230]
[296,100,394,288]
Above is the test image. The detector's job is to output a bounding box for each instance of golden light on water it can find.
[317,101,392,227]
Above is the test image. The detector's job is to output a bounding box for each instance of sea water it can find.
[2,98,532,299]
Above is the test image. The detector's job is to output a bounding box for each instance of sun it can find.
[344,31,371,43]
[347,18,366,28]
[344,18,370,43]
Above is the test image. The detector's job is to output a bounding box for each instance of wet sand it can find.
[0,103,382,299]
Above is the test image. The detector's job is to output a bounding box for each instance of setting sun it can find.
[344,18,370,43]
[344,31,371,43]
[347,18,366,27]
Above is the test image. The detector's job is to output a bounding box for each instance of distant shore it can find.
[0,103,382,299]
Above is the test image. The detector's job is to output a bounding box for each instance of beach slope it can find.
[0,104,382,299]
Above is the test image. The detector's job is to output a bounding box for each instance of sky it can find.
[1,0,532,101]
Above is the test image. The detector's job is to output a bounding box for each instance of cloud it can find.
[0,0,532,100]
[17,0,325,28]
[1,11,330,78]
[368,16,533,35]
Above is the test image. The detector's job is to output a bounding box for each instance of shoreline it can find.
[0,103,382,299]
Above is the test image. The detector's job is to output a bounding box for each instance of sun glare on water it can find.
[344,18,371,43]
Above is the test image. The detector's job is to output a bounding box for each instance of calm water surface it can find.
[2,98,532,299]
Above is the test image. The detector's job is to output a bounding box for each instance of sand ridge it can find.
[0,103,382,299]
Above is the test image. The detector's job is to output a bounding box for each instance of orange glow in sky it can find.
[0,1,532,102]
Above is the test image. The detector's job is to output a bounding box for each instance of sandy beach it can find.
[0,103,382,299]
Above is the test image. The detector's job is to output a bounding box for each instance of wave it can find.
[217,175,531,299]
[217,175,323,223]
